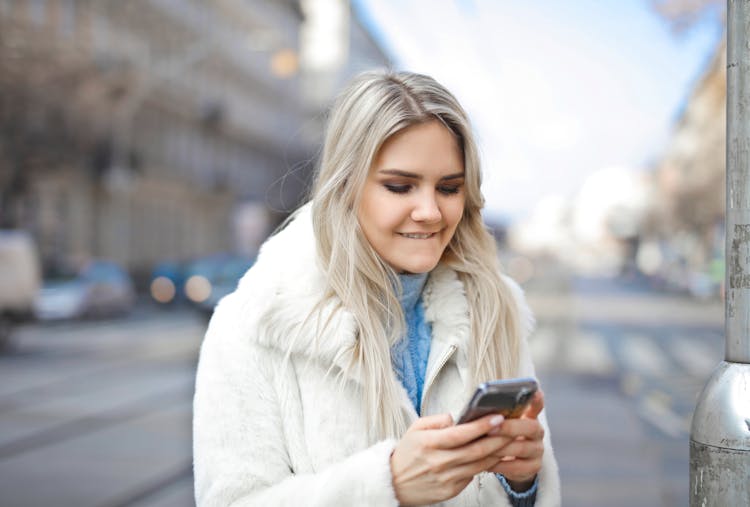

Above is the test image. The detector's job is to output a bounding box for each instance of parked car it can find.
[149,260,185,306]
[0,230,41,349]
[183,254,254,316]
[33,260,136,321]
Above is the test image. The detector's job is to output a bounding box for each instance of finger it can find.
[523,390,544,419]
[446,434,514,467]
[490,438,544,460]
[409,413,454,431]
[489,418,544,441]
[444,453,504,483]
[437,414,505,449]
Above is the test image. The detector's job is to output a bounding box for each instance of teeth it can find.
[400,233,434,239]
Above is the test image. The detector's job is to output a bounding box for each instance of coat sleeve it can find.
[192,293,400,507]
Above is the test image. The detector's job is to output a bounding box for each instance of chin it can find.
[395,257,440,274]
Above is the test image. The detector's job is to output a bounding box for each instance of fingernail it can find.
[490,415,504,426]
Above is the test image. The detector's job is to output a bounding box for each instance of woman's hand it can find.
[390,413,510,505]
[487,390,546,491]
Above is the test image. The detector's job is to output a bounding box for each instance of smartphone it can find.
[456,377,538,424]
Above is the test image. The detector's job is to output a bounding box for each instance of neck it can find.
[396,272,429,312]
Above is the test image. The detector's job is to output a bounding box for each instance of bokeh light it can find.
[149,276,176,304]
[185,275,212,303]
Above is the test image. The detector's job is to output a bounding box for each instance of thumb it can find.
[409,413,454,431]
[523,390,545,420]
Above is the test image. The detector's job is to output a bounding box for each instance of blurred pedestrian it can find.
[193,70,560,506]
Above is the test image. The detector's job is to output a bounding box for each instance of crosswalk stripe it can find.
[638,390,690,438]
[619,334,671,376]
[669,337,721,378]
[534,326,722,386]
[529,327,560,369]
[562,331,615,375]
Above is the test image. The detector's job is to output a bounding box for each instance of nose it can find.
[411,191,442,223]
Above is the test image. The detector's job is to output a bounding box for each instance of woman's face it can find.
[357,120,466,274]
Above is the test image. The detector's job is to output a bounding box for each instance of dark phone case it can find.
[456,378,538,424]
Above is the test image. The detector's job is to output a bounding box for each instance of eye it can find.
[438,185,462,195]
[384,184,411,194]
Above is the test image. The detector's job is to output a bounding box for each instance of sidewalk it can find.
[527,274,721,507]
[541,372,673,507]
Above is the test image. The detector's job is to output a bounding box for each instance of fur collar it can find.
[230,203,532,383]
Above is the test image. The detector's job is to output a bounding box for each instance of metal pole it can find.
[689,1,750,505]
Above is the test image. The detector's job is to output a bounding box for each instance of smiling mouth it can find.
[398,232,437,239]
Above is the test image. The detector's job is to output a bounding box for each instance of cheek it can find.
[363,193,405,231]
[446,199,466,227]
[359,192,393,237]
[357,186,376,225]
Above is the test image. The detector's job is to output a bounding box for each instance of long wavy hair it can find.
[309,70,521,440]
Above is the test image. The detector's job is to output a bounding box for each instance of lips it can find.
[398,232,438,239]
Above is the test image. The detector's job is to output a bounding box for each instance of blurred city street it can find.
[528,264,723,507]
[0,1,733,505]
[0,306,204,507]
[0,261,724,507]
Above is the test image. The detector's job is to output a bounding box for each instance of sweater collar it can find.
[397,272,429,312]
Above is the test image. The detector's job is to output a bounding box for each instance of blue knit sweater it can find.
[391,273,538,506]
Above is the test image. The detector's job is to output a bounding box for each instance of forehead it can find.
[371,120,464,175]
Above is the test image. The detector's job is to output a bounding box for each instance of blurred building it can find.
[508,167,651,277]
[643,39,725,295]
[0,0,389,280]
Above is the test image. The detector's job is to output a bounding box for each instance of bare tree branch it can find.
[650,0,725,34]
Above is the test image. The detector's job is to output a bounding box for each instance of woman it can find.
[193,70,560,506]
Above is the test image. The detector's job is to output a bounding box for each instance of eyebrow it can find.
[377,169,465,181]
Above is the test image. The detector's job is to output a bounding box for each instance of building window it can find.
[28,0,45,25]
[60,0,75,37]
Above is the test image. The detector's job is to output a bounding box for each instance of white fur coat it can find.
[192,205,561,506]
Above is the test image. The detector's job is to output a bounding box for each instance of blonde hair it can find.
[310,70,521,440]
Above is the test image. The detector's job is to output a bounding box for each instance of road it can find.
[0,272,725,507]
[0,307,205,507]
[528,271,723,507]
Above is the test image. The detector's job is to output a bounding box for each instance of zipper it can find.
[420,344,457,415]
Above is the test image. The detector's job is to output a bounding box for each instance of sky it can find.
[352,0,724,222]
